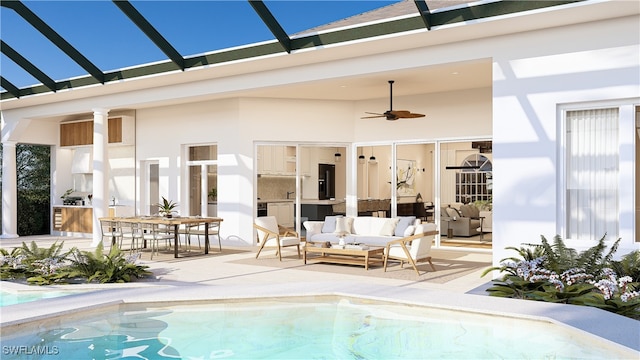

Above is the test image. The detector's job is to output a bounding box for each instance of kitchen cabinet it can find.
[258,145,296,175]
[267,202,294,227]
[53,207,93,233]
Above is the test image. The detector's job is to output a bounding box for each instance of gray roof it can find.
[297,0,473,35]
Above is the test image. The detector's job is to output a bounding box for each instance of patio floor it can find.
[0,234,492,293]
[1,234,638,355]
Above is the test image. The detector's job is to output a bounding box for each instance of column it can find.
[91,108,110,247]
[1,141,19,239]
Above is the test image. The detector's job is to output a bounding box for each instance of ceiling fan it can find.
[362,80,425,121]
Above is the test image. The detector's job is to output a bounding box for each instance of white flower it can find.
[620,291,640,303]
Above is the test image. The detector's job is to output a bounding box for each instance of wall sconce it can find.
[334,147,341,162]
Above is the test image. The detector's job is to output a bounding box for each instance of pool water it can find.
[1,296,634,359]
[0,289,89,307]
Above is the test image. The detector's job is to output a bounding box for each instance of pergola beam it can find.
[1,0,105,84]
[413,0,432,30]
[249,0,291,53]
[0,76,21,98]
[113,0,185,70]
[1,40,57,92]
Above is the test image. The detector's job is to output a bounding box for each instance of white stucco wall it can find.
[133,87,491,245]
[492,15,640,264]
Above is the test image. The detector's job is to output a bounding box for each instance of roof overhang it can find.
[1,0,635,114]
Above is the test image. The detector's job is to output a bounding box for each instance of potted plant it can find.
[208,187,217,202]
[156,197,178,218]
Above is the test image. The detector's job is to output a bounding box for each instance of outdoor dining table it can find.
[100,216,223,258]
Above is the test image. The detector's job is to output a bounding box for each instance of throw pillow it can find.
[335,217,353,234]
[403,225,416,237]
[322,215,342,233]
[379,218,400,236]
[446,207,461,219]
[394,216,416,236]
[460,204,480,218]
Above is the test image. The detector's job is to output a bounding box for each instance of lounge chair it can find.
[253,216,301,261]
[383,224,438,276]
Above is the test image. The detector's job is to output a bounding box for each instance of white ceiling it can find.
[236,58,491,101]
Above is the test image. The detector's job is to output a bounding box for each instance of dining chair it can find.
[120,221,143,253]
[185,222,222,252]
[141,222,174,259]
[99,219,123,249]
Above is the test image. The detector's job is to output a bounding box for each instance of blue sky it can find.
[1,1,400,90]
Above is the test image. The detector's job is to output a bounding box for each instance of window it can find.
[187,145,217,216]
[565,108,619,240]
[455,154,492,203]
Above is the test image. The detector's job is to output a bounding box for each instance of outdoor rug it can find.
[229,248,491,284]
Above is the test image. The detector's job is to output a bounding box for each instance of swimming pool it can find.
[1,295,635,359]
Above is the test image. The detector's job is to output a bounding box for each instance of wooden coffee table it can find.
[303,244,384,270]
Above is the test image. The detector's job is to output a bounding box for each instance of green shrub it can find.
[0,241,151,285]
[67,243,152,283]
[483,235,640,320]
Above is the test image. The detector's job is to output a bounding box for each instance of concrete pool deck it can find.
[1,235,639,356]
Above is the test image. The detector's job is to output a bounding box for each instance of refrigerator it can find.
[318,164,335,200]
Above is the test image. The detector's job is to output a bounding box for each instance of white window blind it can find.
[566,108,619,240]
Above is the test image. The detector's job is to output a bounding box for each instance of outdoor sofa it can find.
[303,215,434,247]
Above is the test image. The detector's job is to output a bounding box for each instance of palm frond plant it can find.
[0,247,28,280]
[156,197,178,218]
[611,250,640,282]
[68,243,151,283]
[1,241,151,285]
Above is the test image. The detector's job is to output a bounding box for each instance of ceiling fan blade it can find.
[402,112,426,118]
[361,115,385,119]
[364,112,384,115]
[389,110,425,118]
[389,110,411,116]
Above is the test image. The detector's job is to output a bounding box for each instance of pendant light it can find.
[334,147,341,162]
[358,148,365,164]
[369,147,377,163]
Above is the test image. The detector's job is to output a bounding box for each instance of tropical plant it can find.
[156,197,178,217]
[473,198,492,211]
[482,235,640,320]
[0,241,151,285]
[611,250,640,282]
[19,241,71,262]
[67,243,151,283]
[0,247,28,280]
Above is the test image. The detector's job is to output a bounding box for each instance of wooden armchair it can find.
[253,216,301,261]
[384,224,438,276]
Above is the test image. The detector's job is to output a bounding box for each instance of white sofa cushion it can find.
[352,216,390,236]
[335,217,354,234]
[379,218,400,236]
[394,216,416,236]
